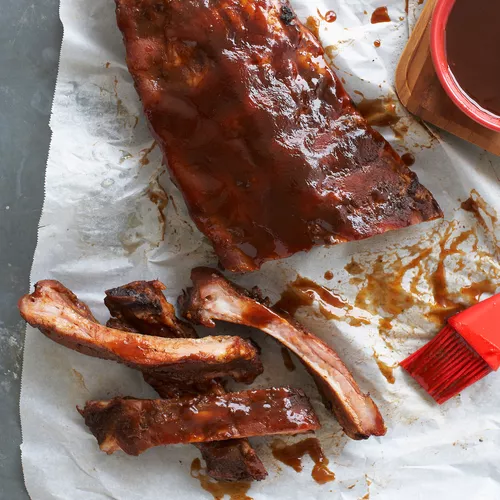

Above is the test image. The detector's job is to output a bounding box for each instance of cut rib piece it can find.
[115,0,442,272]
[105,280,196,339]
[180,268,386,440]
[104,281,268,482]
[78,388,320,455]
[19,280,262,384]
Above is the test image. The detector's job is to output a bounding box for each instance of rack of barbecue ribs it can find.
[115,0,442,273]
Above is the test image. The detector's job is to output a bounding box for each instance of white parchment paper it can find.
[21,0,500,498]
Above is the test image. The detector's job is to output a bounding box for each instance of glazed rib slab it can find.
[115,0,442,272]
[79,388,320,455]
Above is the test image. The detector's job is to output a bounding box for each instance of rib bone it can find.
[19,280,263,384]
[104,280,267,481]
[180,268,386,440]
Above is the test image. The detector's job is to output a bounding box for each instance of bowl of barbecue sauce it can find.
[431,0,500,132]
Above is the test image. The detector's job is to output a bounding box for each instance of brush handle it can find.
[449,293,500,370]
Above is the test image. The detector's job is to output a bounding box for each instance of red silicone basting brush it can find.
[401,293,500,404]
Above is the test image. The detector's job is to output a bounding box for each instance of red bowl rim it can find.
[430,0,500,132]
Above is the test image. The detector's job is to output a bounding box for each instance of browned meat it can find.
[115,0,442,273]
[78,388,320,455]
[180,268,386,440]
[18,280,263,384]
[105,280,196,338]
[104,282,267,481]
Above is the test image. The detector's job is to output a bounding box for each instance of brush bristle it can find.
[401,325,492,404]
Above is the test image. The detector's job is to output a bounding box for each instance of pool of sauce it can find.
[446,0,500,116]
[371,6,391,24]
[356,95,399,128]
[271,438,336,484]
[401,152,415,166]
[190,458,252,500]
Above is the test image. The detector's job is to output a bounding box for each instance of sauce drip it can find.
[355,95,401,131]
[374,40,381,48]
[306,16,320,38]
[146,174,168,241]
[371,6,391,24]
[275,277,348,319]
[139,140,157,167]
[275,275,371,326]
[281,346,296,372]
[190,458,252,500]
[446,0,500,116]
[325,10,337,23]
[401,152,415,166]
[372,351,396,384]
[324,270,334,280]
[271,438,335,484]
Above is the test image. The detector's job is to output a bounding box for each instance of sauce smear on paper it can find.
[271,438,335,484]
[190,458,252,500]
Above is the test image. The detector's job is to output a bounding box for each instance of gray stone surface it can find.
[0,1,62,498]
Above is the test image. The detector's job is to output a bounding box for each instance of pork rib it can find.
[115,0,442,272]
[78,388,320,455]
[105,280,196,339]
[104,281,268,482]
[19,280,262,384]
[180,268,386,440]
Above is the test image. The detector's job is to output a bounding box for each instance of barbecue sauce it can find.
[372,351,396,384]
[371,7,391,24]
[325,11,337,23]
[446,0,500,116]
[271,438,336,484]
[117,0,441,272]
[190,458,252,500]
[275,276,349,318]
[401,152,415,166]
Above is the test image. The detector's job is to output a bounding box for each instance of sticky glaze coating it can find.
[18,280,263,384]
[447,0,500,117]
[79,388,321,455]
[104,280,268,482]
[115,0,442,272]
